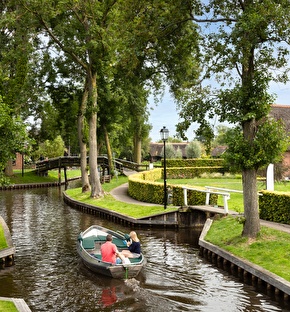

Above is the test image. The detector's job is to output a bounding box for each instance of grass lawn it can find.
[0,224,8,249]
[0,301,18,312]
[167,176,290,212]
[65,175,177,219]
[205,215,290,282]
[9,169,81,184]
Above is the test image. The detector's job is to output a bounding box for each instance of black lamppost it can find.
[160,126,169,209]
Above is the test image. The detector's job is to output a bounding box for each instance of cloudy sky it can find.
[148,80,290,142]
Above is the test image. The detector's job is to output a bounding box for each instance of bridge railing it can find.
[36,156,84,171]
[35,156,148,174]
[182,186,230,214]
[115,159,148,172]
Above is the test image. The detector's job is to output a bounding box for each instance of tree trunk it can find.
[4,160,13,177]
[242,168,260,238]
[87,72,103,198]
[103,125,114,175]
[133,132,142,164]
[242,119,260,238]
[78,83,90,193]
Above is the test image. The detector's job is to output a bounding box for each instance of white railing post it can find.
[205,189,210,205]
[223,195,230,214]
[183,188,188,206]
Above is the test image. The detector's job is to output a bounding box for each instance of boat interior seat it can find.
[82,235,127,249]
[93,253,142,264]
[81,235,98,249]
[112,238,127,248]
[128,256,142,263]
[96,235,126,248]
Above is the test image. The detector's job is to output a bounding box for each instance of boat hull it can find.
[77,225,145,279]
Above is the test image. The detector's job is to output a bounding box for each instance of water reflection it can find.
[0,187,286,311]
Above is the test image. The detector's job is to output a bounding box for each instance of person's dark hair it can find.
[106,234,113,241]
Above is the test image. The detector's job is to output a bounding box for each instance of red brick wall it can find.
[13,153,23,170]
[282,151,290,177]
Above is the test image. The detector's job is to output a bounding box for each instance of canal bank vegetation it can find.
[205,215,290,282]
[8,169,81,184]
[0,300,18,312]
[0,224,8,249]
[65,175,177,218]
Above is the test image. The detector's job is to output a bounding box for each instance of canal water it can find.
[0,186,287,311]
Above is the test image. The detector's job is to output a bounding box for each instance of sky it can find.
[148,80,290,143]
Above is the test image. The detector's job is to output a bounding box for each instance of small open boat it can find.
[77,225,145,279]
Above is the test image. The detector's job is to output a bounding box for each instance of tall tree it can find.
[115,0,200,162]
[176,0,290,237]
[20,0,125,197]
[17,0,201,190]
[0,0,37,119]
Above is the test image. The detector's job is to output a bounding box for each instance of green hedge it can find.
[165,167,225,179]
[259,190,290,224]
[171,185,217,206]
[164,158,225,168]
[128,169,218,206]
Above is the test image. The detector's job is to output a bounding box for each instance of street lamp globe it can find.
[160,126,169,141]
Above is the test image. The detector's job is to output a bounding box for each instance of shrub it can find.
[185,140,202,158]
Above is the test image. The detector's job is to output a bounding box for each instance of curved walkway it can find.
[110,183,161,206]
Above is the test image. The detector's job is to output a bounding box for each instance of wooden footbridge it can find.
[35,156,149,184]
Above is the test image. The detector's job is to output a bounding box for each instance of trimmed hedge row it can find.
[165,167,225,179]
[128,168,218,206]
[259,190,290,224]
[164,158,225,168]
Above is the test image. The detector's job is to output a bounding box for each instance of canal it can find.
[0,186,286,311]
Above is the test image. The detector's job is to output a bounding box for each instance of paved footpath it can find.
[110,183,160,206]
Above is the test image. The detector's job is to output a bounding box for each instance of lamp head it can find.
[160,126,169,141]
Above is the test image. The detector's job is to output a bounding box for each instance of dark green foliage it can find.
[259,191,290,224]
[164,158,225,168]
[224,120,289,171]
[172,186,217,206]
[128,178,165,205]
[0,98,28,171]
[128,169,218,206]
[166,167,225,179]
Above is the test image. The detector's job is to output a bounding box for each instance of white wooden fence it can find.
[182,186,231,214]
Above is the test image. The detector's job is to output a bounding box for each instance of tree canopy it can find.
[0,97,28,172]
[12,0,200,197]
[175,0,290,238]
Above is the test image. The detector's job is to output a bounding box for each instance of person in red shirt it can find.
[101,234,122,264]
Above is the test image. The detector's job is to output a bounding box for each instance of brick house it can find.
[149,142,189,161]
[13,153,23,170]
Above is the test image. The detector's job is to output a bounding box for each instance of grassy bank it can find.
[9,169,81,184]
[0,227,15,311]
[205,215,290,282]
[0,301,18,312]
[0,224,8,249]
[65,175,177,218]
[167,176,290,212]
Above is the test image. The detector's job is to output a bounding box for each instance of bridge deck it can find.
[35,156,148,173]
